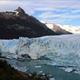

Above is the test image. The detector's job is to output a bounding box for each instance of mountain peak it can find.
[15,7,25,16]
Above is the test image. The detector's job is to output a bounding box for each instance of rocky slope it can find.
[0,59,49,80]
[0,7,59,39]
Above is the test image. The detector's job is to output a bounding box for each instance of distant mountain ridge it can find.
[60,25,80,34]
[46,23,72,34]
[46,23,80,34]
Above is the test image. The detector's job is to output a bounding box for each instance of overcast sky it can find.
[0,0,80,26]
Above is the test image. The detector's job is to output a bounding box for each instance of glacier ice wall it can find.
[0,39,19,58]
[0,34,80,66]
[18,35,80,59]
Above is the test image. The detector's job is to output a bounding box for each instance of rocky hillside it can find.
[46,23,72,34]
[0,59,49,80]
[0,7,59,39]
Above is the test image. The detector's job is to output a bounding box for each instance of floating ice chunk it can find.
[35,65,41,68]
[63,67,74,72]
[50,77,55,80]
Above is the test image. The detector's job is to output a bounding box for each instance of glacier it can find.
[0,34,80,68]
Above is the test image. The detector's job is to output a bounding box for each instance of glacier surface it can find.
[0,34,80,67]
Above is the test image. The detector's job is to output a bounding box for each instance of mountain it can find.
[60,25,80,34]
[46,23,80,34]
[0,7,59,39]
[46,23,72,34]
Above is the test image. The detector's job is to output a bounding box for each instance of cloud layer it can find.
[0,0,80,25]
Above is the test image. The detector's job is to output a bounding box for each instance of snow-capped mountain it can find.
[60,25,80,34]
[46,23,80,34]
[46,23,72,34]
